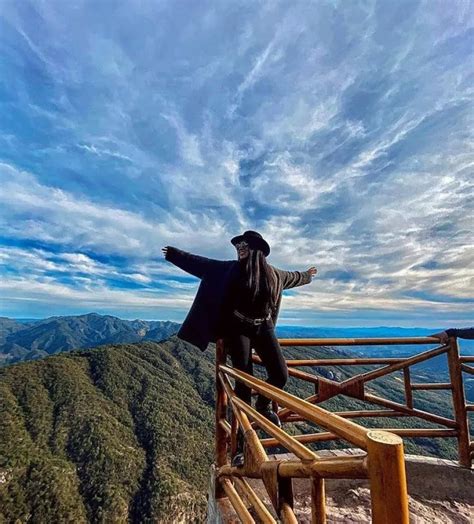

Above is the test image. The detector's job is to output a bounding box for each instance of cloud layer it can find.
[0,0,472,326]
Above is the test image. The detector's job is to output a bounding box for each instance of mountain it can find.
[0,314,180,366]
[0,337,215,523]
[0,317,28,345]
[0,336,466,522]
[3,316,473,370]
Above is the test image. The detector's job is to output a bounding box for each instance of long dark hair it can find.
[241,247,278,313]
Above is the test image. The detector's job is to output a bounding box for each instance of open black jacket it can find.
[165,246,312,351]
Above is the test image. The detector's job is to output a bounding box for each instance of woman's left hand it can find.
[429,331,449,344]
[307,266,318,278]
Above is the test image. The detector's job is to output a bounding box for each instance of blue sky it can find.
[0,0,472,327]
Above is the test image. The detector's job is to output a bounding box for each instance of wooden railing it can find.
[214,335,473,523]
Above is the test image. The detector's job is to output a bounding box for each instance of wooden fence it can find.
[214,335,473,523]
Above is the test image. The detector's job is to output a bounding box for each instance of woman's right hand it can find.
[162,246,169,257]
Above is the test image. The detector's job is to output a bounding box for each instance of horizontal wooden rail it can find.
[278,456,368,479]
[277,337,440,346]
[284,366,320,384]
[254,356,406,366]
[281,410,411,423]
[220,364,369,449]
[461,364,474,375]
[364,393,458,428]
[260,428,459,447]
[334,410,409,418]
[219,455,369,480]
[410,383,453,390]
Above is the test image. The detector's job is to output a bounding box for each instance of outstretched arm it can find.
[275,266,317,290]
[446,327,474,339]
[430,327,474,342]
[162,246,222,279]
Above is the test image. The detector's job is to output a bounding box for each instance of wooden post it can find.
[231,411,238,457]
[446,337,471,467]
[366,431,409,524]
[311,476,326,524]
[403,368,413,409]
[215,339,228,498]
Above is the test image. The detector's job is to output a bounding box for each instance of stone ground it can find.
[213,450,474,523]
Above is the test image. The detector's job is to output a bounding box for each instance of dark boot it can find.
[255,397,281,428]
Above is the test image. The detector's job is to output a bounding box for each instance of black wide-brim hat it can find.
[231,230,270,257]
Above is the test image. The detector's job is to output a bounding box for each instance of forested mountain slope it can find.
[0,336,465,523]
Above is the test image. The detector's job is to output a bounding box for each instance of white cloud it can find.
[77,143,133,162]
[0,276,195,309]
[0,162,238,258]
[0,0,472,323]
[160,111,205,167]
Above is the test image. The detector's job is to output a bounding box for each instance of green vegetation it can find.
[0,336,469,522]
[0,338,214,523]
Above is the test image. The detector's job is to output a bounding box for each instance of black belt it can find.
[233,309,271,325]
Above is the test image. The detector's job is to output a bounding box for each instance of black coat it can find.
[165,246,312,351]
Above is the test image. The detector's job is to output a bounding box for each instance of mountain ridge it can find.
[3,314,473,365]
[0,314,181,366]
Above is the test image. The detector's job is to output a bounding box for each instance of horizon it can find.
[5,311,471,331]
[1,1,473,324]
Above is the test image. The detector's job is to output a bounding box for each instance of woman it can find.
[162,230,317,466]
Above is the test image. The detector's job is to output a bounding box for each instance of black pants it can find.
[223,315,288,410]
